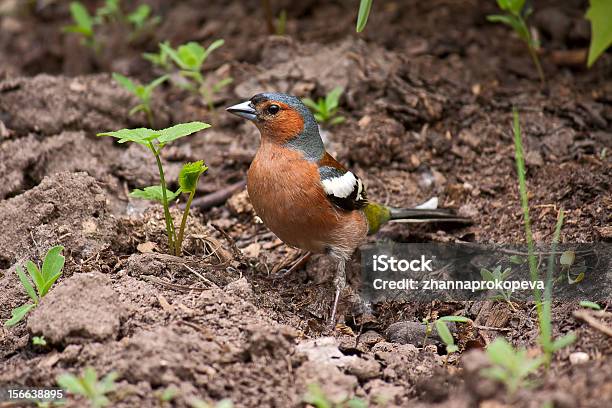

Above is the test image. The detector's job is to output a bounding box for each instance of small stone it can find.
[569,351,589,365]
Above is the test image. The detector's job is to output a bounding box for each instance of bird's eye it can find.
[267,104,280,115]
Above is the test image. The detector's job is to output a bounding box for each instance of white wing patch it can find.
[322,171,358,198]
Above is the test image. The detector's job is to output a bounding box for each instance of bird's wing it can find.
[317,152,367,211]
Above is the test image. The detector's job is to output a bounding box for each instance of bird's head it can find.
[226,93,323,158]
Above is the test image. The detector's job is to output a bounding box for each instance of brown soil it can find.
[0,1,610,407]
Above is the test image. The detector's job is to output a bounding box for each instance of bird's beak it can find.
[226,100,257,121]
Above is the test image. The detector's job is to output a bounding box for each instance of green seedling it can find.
[513,108,576,366]
[5,246,65,327]
[143,41,173,71]
[57,367,118,408]
[356,0,373,33]
[32,336,47,346]
[487,0,544,84]
[579,300,601,310]
[64,1,160,51]
[434,316,471,363]
[112,73,168,127]
[481,337,544,395]
[276,10,287,35]
[98,123,210,256]
[586,0,612,67]
[303,383,368,408]
[158,40,233,110]
[303,87,346,126]
[481,265,516,310]
[63,2,98,51]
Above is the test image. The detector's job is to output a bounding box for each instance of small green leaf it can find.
[32,336,47,346]
[127,4,152,29]
[356,0,373,33]
[25,261,44,295]
[156,122,210,145]
[57,373,87,395]
[586,0,612,67]
[486,338,515,366]
[99,371,119,393]
[176,42,206,70]
[509,255,523,264]
[203,39,225,60]
[112,73,138,95]
[97,128,159,147]
[66,2,93,37]
[560,250,575,266]
[302,98,319,111]
[178,161,208,193]
[346,398,368,408]
[130,186,181,203]
[579,300,601,310]
[480,268,495,282]
[329,116,345,126]
[212,77,233,93]
[41,246,65,286]
[439,315,471,323]
[16,266,38,304]
[325,87,343,111]
[551,333,577,351]
[5,303,36,327]
[435,319,455,347]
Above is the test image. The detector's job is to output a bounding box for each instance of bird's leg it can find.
[330,258,347,327]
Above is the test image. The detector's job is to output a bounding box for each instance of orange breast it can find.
[247,142,367,256]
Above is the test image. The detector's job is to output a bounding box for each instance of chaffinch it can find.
[227,92,469,324]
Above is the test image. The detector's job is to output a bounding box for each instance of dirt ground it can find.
[0,0,611,407]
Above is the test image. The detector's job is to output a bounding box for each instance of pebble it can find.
[569,351,589,365]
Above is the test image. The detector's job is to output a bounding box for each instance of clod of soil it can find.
[28,272,123,345]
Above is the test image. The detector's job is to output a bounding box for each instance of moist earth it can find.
[0,1,610,407]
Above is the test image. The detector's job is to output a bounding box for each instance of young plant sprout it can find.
[487,0,545,84]
[302,87,346,126]
[32,336,47,346]
[276,10,287,35]
[112,73,168,127]
[57,367,118,408]
[98,123,210,256]
[481,337,544,394]
[63,2,98,52]
[158,40,233,110]
[143,41,173,71]
[4,246,65,327]
[513,108,576,365]
[480,265,517,311]
[434,316,470,362]
[64,0,160,51]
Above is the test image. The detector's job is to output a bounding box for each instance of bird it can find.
[227,92,470,325]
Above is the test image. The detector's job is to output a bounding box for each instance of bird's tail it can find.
[364,202,471,234]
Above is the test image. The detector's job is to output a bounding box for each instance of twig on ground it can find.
[573,309,612,337]
[188,180,246,210]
